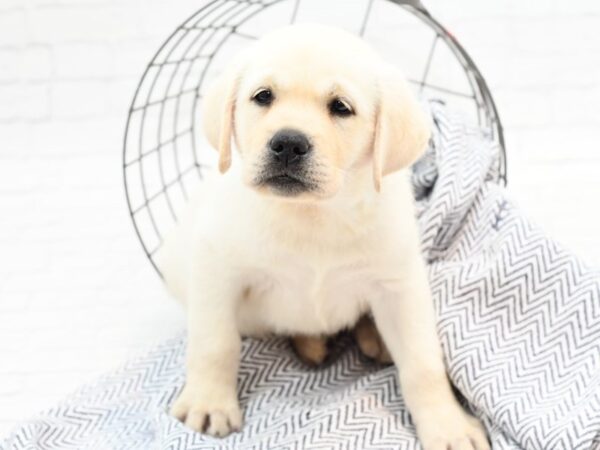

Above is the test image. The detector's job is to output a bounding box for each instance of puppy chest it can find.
[242,259,373,335]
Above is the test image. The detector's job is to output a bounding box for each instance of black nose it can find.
[269,129,311,166]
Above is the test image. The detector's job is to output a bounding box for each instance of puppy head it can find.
[202,24,430,200]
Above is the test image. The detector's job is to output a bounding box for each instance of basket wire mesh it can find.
[123,0,506,276]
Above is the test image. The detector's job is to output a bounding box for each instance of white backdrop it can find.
[1,0,599,436]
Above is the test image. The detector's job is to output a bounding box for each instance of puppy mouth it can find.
[267,174,305,186]
[256,172,315,196]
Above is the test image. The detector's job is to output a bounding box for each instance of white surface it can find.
[1,0,600,437]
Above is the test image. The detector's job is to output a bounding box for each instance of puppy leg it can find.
[291,335,328,366]
[370,255,489,450]
[170,257,242,437]
[353,315,392,364]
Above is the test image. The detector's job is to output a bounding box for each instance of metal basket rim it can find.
[122,0,507,278]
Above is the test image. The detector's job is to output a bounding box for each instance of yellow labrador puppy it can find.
[158,24,489,450]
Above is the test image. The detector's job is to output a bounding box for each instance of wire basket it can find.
[123,0,506,276]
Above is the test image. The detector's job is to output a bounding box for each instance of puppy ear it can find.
[372,65,431,192]
[201,63,243,174]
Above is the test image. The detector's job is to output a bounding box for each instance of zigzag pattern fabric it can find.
[3,102,600,450]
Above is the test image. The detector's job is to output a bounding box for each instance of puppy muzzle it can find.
[258,128,316,196]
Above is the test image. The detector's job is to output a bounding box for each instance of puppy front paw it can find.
[170,384,242,437]
[417,409,490,450]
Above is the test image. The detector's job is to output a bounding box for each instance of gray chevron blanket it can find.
[3,102,600,450]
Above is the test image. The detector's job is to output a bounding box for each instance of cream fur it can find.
[157,24,489,450]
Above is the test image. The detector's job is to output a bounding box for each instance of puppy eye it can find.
[328,98,354,117]
[252,88,274,106]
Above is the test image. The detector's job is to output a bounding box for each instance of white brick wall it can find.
[1,0,599,437]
